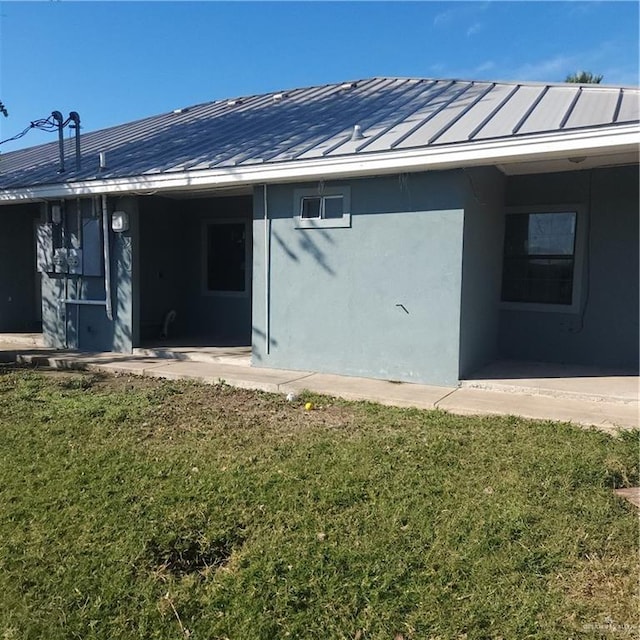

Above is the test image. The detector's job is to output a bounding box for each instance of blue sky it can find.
[1,1,638,152]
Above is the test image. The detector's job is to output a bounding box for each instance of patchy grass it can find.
[0,366,637,640]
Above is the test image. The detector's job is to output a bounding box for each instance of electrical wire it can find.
[0,114,68,146]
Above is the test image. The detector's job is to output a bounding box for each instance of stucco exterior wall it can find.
[252,171,466,386]
[458,167,506,378]
[499,165,639,369]
[21,163,635,378]
[41,196,138,353]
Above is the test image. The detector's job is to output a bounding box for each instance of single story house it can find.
[0,76,638,386]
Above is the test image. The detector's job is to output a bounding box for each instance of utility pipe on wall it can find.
[75,199,82,346]
[263,184,271,354]
[69,112,81,171]
[52,111,65,173]
[101,194,114,321]
[61,202,69,348]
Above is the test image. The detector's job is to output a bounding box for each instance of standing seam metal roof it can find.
[0,76,638,190]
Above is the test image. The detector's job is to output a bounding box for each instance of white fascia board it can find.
[1,124,638,203]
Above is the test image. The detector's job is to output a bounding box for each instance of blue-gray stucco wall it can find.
[14,163,634,378]
[252,172,466,386]
[138,195,252,344]
[458,167,506,378]
[41,196,138,353]
[0,204,40,332]
[499,165,639,370]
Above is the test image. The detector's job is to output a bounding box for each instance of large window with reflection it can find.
[501,210,579,307]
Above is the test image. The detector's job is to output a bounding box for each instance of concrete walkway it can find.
[0,339,637,433]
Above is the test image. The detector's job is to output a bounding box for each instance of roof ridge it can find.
[370,75,640,90]
[170,75,637,121]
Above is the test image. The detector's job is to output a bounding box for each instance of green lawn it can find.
[0,366,637,640]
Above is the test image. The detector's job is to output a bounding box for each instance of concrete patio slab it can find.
[0,333,44,347]
[132,345,251,366]
[464,360,639,403]
[85,358,173,375]
[0,340,637,432]
[14,351,153,371]
[282,372,454,410]
[140,360,314,394]
[438,388,639,432]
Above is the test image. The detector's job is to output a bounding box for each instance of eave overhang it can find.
[1,124,638,203]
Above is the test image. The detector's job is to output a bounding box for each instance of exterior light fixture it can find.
[111,211,129,232]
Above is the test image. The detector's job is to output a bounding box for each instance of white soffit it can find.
[498,149,640,176]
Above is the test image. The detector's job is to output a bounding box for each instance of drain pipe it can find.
[61,203,68,348]
[101,194,113,321]
[263,184,271,354]
[69,112,81,171]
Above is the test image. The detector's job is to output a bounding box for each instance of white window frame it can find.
[293,186,351,229]
[201,218,250,297]
[500,204,586,314]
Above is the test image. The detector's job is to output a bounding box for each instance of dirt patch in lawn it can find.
[614,487,640,508]
[557,551,640,636]
[112,374,364,437]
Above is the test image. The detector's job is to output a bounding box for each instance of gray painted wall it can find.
[252,172,466,386]
[458,167,506,378]
[41,197,138,353]
[0,204,40,332]
[112,196,139,352]
[499,165,639,370]
[16,162,634,381]
[138,195,252,345]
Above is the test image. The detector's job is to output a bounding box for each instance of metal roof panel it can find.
[361,81,472,153]
[564,89,619,128]
[260,78,400,162]
[616,89,640,123]
[473,85,547,139]
[394,82,496,148]
[293,78,426,160]
[429,83,513,145]
[517,86,579,134]
[324,79,442,158]
[0,76,637,191]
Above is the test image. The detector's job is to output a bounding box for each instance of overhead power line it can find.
[0,113,70,146]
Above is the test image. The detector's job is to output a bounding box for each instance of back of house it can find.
[0,76,638,385]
